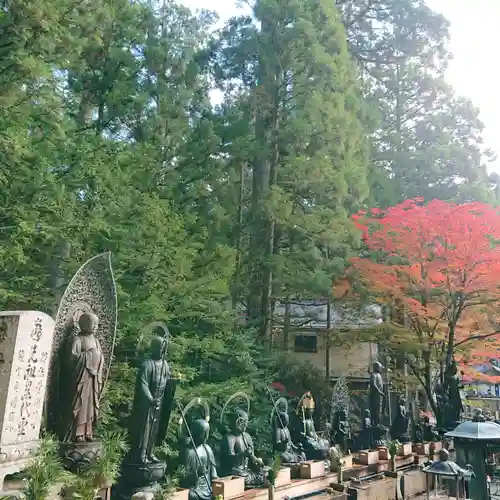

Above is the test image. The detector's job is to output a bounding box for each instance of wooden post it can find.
[325,299,331,380]
[283,300,291,350]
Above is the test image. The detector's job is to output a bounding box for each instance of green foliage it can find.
[337,0,496,206]
[21,435,69,500]
[0,0,495,481]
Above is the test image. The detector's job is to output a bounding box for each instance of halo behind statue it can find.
[46,252,118,438]
[296,392,315,414]
[178,397,210,438]
[220,392,250,430]
[270,397,288,424]
[137,321,171,355]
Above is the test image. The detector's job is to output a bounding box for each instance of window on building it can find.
[294,334,317,353]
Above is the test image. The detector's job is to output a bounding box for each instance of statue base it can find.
[113,460,167,499]
[392,432,411,444]
[371,425,387,447]
[60,440,103,474]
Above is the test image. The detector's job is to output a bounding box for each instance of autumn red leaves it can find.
[343,198,500,384]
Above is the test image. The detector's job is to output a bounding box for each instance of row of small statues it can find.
[174,394,445,500]
[174,393,333,500]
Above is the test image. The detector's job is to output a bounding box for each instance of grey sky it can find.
[178,0,499,173]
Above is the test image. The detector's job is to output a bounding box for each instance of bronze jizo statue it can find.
[129,336,172,464]
[220,392,264,489]
[181,418,218,500]
[271,398,306,464]
[390,394,411,442]
[295,392,330,460]
[368,361,385,426]
[66,312,104,442]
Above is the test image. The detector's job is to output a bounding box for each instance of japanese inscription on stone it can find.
[0,312,55,451]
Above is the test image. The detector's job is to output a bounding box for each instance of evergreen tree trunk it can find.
[248,15,280,343]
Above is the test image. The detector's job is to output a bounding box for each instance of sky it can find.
[178,0,500,174]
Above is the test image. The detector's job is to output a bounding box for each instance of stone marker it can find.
[0,311,54,488]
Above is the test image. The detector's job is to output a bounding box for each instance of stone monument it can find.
[46,252,118,472]
[0,311,54,488]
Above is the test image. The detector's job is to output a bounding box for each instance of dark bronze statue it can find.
[368,361,384,426]
[66,312,104,442]
[181,418,218,500]
[390,395,411,442]
[129,336,172,464]
[359,409,372,450]
[443,361,463,428]
[422,415,439,442]
[472,408,486,422]
[331,408,351,454]
[220,408,264,488]
[295,392,330,460]
[272,404,306,464]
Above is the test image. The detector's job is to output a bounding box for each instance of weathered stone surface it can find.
[0,312,54,460]
[0,311,55,488]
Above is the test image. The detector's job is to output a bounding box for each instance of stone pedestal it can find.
[116,461,167,498]
[60,440,103,474]
[0,311,55,489]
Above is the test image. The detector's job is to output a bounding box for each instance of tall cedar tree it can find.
[336,0,496,206]
[349,199,500,412]
[214,0,371,341]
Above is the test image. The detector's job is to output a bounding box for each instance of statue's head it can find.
[151,336,165,360]
[231,409,249,433]
[398,394,406,405]
[338,408,347,421]
[78,312,98,335]
[447,361,457,376]
[277,411,289,428]
[372,361,382,373]
[364,409,371,418]
[192,418,210,445]
[301,393,315,417]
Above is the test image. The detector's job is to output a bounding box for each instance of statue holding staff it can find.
[128,335,172,464]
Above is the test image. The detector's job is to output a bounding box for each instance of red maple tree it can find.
[349,198,500,407]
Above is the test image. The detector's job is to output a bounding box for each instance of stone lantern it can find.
[445,418,500,499]
[422,449,473,499]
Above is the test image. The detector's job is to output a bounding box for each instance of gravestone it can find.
[0,311,54,488]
